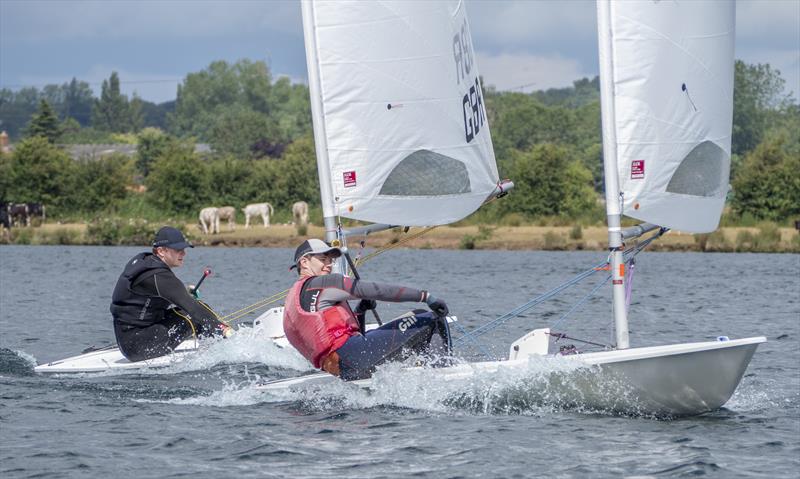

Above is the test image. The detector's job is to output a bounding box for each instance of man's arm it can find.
[306,274,425,310]
[144,271,226,335]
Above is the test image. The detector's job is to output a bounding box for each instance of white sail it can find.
[599,0,735,233]
[302,0,499,226]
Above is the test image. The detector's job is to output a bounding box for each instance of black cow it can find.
[8,203,29,227]
[26,202,45,225]
[0,203,9,230]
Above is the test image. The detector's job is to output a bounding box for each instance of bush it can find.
[735,230,756,251]
[544,231,566,250]
[695,230,730,252]
[11,228,33,245]
[86,218,158,246]
[569,224,583,240]
[47,228,81,245]
[458,225,493,250]
[753,222,781,251]
[500,212,525,227]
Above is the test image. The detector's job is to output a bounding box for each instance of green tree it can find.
[731,131,800,222]
[503,143,597,219]
[168,59,311,147]
[208,104,282,158]
[128,94,145,133]
[145,143,209,213]
[243,135,320,211]
[206,156,253,206]
[0,87,42,139]
[62,78,95,126]
[0,150,12,202]
[136,127,179,177]
[732,61,793,156]
[73,154,133,212]
[92,72,131,133]
[26,99,62,143]
[4,137,77,211]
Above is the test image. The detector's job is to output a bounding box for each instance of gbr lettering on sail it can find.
[453,18,485,144]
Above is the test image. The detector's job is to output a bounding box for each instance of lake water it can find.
[1,245,798,478]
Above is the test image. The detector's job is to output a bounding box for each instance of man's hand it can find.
[355,299,377,313]
[425,294,449,317]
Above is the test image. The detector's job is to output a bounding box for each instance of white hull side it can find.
[33,340,199,374]
[257,337,765,417]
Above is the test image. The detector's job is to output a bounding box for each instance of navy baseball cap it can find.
[153,226,193,250]
[290,238,341,269]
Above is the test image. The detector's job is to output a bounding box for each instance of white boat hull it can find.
[32,340,199,374]
[257,336,766,416]
[33,308,291,374]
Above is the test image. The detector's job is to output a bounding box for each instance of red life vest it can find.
[283,276,360,368]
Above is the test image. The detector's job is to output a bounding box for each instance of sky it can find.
[1,0,798,104]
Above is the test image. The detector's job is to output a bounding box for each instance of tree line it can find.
[0,59,797,225]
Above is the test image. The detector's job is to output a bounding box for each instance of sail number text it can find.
[453,20,485,143]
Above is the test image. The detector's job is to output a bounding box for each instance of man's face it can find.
[299,253,335,276]
[158,247,186,268]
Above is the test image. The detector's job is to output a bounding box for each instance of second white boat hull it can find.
[257,336,765,417]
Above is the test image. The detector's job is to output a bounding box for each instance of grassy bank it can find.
[2,222,798,253]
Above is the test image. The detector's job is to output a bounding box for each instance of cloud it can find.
[1,0,302,42]
[477,53,592,93]
[467,0,596,49]
[736,0,799,48]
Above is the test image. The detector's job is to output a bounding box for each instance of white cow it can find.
[217,206,236,231]
[243,202,274,228]
[292,201,309,227]
[199,207,219,234]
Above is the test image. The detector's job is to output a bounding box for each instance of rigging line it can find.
[355,226,439,265]
[219,290,289,324]
[549,273,612,332]
[221,291,287,320]
[454,227,667,346]
[547,332,611,350]
[450,317,496,360]
[454,260,608,345]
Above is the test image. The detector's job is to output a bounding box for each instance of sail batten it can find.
[302,0,498,226]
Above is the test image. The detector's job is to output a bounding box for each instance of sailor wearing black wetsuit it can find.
[110,226,229,362]
[283,239,451,380]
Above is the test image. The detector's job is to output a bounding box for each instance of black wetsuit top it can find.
[110,252,224,361]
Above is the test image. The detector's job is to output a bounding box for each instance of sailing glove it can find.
[425,294,449,317]
[355,299,377,313]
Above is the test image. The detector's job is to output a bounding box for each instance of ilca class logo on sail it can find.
[453,18,485,144]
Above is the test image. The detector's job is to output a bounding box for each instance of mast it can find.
[596,0,629,349]
[301,0,338,245]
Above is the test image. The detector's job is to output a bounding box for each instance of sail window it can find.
[378,149,471,196]
[665,141,729,197]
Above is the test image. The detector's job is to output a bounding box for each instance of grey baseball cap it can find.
[290,238,341,269]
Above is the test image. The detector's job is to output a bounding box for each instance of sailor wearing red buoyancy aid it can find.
[283,239,452,380]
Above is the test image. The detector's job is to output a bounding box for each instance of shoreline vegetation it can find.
[2,222,798,253]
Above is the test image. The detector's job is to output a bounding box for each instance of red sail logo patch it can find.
[631,160,645,179]
[343,171,357,187]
